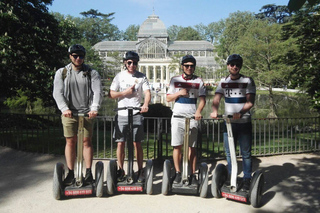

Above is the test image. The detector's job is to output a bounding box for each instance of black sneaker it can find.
[64,170,74,186]
[190,174,198,185]
[137,169,145,183]
[117,169,125,182]
[242,178,251,191]
[84,170,94,184]
[173,172,181,184]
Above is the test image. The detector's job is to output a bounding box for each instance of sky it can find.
[48,0,290,31]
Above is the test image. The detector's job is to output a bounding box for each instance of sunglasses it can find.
[229,63,241,68]
[127,61,138,66]
[183,65,195,68]
[71,55,84,59]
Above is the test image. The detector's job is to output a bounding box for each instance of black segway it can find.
[53,113,104,199]
[161,115,208,198]
[211,115,264,208]
[106,107,153,195]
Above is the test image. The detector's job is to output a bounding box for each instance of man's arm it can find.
[210,93,223,118]
[195,96,206,120]
[141,89,151,113]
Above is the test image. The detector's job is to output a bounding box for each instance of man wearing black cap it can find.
[166,55,206,185]
[210,54,256,191]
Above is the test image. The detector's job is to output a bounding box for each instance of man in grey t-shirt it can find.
[53,44,102,185]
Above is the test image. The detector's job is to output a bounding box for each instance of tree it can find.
[77,9,121,46]
[205,20,225,44]
[176,27,202,41]
[123,24,140,41]
[282,3,320,111]
[167,25,183,41]
[288,0,319,11]
[0,0,69,111]
[193,23,208,41]
[255,4,292,23]
[235,19,296,117]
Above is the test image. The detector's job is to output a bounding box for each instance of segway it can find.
[161,115,208,198]
[53,113,104,199]
[106,107,153,195]
[211,115,264,208]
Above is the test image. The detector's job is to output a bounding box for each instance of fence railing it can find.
[0,113,319,161]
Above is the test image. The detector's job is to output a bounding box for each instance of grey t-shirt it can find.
[69,69,90,113]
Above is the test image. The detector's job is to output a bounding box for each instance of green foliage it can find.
[176,27,202,41]
[0,0,69,109]
[282,2,320,111]
[123,24,140,41]
[167,25,183,41]
[255,4,293,23]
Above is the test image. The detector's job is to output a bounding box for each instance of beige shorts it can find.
[171,116,199,147]
[61,115,94,138]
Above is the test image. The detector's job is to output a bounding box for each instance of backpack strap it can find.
[62,67,67,80]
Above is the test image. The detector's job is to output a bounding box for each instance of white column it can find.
[153,65,156,84]
[160,66,164,84]
[166,65,170,84]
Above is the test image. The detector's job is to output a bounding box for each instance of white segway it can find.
[211,115,264,207]
[53,113,104,199]
[161,115,208,198]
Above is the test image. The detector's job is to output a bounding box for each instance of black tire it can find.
[211,164,228,198]
[106,159,117,195]
[145,159,153,195]
[161,160,171,195]
[199,162,209,198]
[250,170,264,208]
[95,161,104,197]
[53,162,64,200]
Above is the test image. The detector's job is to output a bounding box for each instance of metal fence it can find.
[0,113,319,161]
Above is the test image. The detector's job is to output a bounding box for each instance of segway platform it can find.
[220,185,248,203]
[172,182,198,194]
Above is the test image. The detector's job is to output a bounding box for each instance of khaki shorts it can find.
[61,115,94,138]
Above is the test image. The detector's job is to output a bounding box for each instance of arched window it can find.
[138,40,166,59]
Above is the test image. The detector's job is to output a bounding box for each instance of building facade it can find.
[93,13,220,92]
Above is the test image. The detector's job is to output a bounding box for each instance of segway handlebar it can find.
[173,115,196,119]
[114,106,142,111]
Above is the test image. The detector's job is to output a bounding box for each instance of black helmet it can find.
[123,51,139,62]
[181,55,196,66]
[227,54,243,66]
[68,44,86,55]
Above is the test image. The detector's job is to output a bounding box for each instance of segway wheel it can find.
[106,159,117,195]
[199,162,209,198]
[161,160,171,195]
[211,164,228,198]
[250,170,264,208]
[95,161,104,197]
[145,159,153,195]
[53,162,64,200]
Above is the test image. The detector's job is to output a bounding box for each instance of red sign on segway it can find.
[117,186,143,192]
[222,192,247,202]
[65,189,93,196]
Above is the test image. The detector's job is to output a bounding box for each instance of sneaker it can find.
[173,172,182,184]
[64,170,74,186]
[117,169,125,182]
[137,169,145,183]
[242,178,251,191]
[84,170,94,184]
[190,174,198,185]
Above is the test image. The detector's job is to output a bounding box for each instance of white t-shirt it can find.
[215,74,256,122]
[167,74,206,116]
[110,70,150,116]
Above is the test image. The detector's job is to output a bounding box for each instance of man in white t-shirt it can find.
[109,51,151,182]
[210,54,256,191]
[166,55,206,185]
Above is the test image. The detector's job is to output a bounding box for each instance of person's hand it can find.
[140,105,149,113]
[88,111,98,119]
[179,88,189,97]
[233,113,242,120]
[63,109,72,118]
[210,111,218,119]
[194,112,202,120]
[123,85,135,97]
